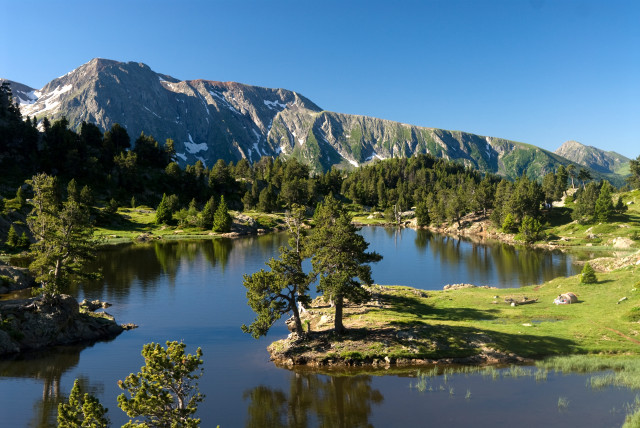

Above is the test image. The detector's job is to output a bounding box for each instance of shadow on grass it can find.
[98,212,151,234]
[380,293,500,322]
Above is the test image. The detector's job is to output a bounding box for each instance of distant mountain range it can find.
[0,58,632,183]
[554,140,631,176]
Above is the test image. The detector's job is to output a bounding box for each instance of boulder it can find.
[0,262,35,294]
[0,294,124,356]
[612,237,634,249]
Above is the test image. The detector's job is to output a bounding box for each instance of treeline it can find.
[2,81,639,242]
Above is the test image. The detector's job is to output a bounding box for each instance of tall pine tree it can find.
[308,195,381,333]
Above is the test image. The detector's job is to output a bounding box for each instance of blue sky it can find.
[1,0,638,158]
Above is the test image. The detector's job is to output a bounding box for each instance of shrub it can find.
[518,215,544,244]
[580,262,597,284]
[502,213,517,233]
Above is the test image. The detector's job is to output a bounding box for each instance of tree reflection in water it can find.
[0,344,105,428]
[244,372,383,428]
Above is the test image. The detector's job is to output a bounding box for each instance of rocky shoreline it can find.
[0,294,125,356]
[268,330,532,369]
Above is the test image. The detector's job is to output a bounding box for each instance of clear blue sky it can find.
[2,0,638,159]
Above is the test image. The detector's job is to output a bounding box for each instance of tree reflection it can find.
[244,373,383,428]
[409,232,576,287]
[0,344,104,428]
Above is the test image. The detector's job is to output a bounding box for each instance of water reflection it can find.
[244,373,383,428]
[0,344,105,428]
[366,228,577,288]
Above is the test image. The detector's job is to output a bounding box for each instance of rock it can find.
[318,315,333,325]
[443,283,476,290]
[80,299,112,311]
[0,262,36,293]
[135,232,155,242]
[121,323,138,330]
[0,294,124,356]
[612,237,634,249]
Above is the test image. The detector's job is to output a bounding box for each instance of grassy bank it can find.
[93,207,288,244]
[270,260,640,366]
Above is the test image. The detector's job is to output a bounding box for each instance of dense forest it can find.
[2,81,639,248]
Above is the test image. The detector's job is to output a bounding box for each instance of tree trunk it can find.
[334,296,345,334]
[291,300,304,336]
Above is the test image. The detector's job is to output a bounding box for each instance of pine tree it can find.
[27,174,96,295]
[213,195,232,232]
[15,186,26,207]
[519,215,544,244]
[415,201,430,227]
[17,232,30,249]
[200,196,216,229]
[242,205,312,338]
[308,195,382,333]
[57,379,110,428]
[155,193,172,225]
[6,224,18,248]
[117,341,204,428]
[580,262,597,284]
[594,181,614,222]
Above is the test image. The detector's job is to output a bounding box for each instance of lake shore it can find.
[268,254,640,367]
[0,294,125,356]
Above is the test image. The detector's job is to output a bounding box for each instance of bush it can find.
[580,262,597,284]
[518,215,544,244]
[104,198,119,215]
[502,213,517,233]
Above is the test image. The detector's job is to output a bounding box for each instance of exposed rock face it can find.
[0,294,123,356]
[1,58,605,180]
[555,140,630,174]
[0,262,35,294]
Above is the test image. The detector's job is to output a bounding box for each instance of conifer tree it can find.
[117,341,204,428]
[16,186,26,208]
[27,174,96,295]
[6,224,18,248]
[57,379,110,428]
[155,193,172,225]
[580,262,597,284]
[308,195,382,333]
[242,205,312,337]
[17,232,30,249]
[199,196,216,229]
[594,181,614,222]
[213,195,231,232]
[415,201,430,227]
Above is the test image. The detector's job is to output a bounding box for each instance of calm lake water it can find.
[0,228,636,427]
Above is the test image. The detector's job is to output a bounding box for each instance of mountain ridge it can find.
[554,140,630,176]
[1,58,628,184]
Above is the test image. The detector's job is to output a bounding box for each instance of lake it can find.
[0,227,635,427]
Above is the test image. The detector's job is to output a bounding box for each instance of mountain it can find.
[0,58,619,181]
[554,140,631,176]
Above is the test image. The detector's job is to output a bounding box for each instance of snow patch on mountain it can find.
[365,151,387,162]
[22,84,73,115]
[184,134,208,154]
[263,99,287,110]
